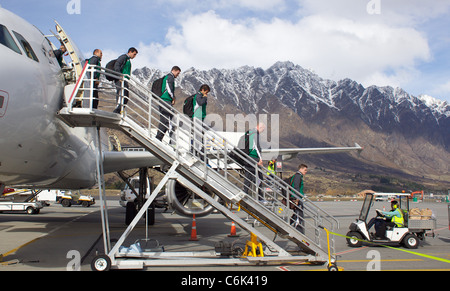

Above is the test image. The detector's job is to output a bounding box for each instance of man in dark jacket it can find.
[87,49,102,109]
[243,123,266,201]
[290,164,308,234]
[156,66,181,142]
[113,47,138,113]
[53,44,67,67]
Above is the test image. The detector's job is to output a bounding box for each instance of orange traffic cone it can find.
[228,221,240,237]
[189,214,199,241]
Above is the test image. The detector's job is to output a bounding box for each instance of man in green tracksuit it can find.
[290,164,308,234]
[190,85,210,158]
[192,84,210,121]
[243,123,266,201]
[156,66,182,142]
[113,47,138,113]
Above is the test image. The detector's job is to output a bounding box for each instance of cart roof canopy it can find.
[372,193,412,196]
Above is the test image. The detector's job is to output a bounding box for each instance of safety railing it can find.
[65,63,339,255]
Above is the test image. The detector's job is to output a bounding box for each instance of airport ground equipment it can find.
[57,192,95,208]
[58,63,340,270]
[319,226,342,271]
[119,176,141,208]
[346,193,436,249]
[117,170,155,226]
[0,189,45,214]
[0,201,43,214]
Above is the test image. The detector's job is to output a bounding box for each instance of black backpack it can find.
[151,77,165,97]
[105,59,117,81]
[281,175,297,203]
[228,133,250,167]
[183,94,195,117]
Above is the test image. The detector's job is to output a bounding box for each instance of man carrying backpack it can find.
[156,66,181,143]
[289,164,308,234]
[243,123,266,201]
[113,47,138,113]
[186,85,210,158]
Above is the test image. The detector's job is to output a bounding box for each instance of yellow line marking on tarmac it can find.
[338,259,423,263]
[276,258,424,271]
[304,268,450,272]
[1,238,42,259]
[375,269,450,272]
[0,209,97,263]
[329,231,450,264]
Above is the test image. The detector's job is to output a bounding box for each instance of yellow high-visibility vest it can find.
[267,163,276,176]
[392,208,404,227]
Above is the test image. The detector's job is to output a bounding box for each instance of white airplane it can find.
[0,7,362,218]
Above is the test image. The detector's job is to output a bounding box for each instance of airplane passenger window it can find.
[13,31,39,62]
[0,24,22,54]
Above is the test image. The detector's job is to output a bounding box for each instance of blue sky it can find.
[1,0,450,103]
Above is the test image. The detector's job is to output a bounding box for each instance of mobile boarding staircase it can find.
[57,63,340,270]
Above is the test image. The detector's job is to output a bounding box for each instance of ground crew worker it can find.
[375,200,404,239]
[267,160,276,177]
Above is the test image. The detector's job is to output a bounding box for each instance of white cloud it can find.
[134,10,431,90]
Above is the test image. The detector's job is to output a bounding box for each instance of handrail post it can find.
[148,90,153,137]
[89,66,94,110]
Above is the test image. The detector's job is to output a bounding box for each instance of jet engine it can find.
[165,179,219,218]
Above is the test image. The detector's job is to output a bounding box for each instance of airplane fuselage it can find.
[0,8,98,189]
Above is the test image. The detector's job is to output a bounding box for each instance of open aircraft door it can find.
[55,21,86,106]
[55,21,85,78]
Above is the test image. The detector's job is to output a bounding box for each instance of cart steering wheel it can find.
[376,209,385,217]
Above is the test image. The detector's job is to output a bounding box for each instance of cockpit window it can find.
[0,24,22,55]
[13,31,39,62]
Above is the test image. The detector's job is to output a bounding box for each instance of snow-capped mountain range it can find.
[134,61,449,151]
[133,61,450,185]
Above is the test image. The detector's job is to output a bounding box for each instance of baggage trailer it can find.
[0,201,43,214]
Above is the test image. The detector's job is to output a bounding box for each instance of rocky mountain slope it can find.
[133,62,450,189]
